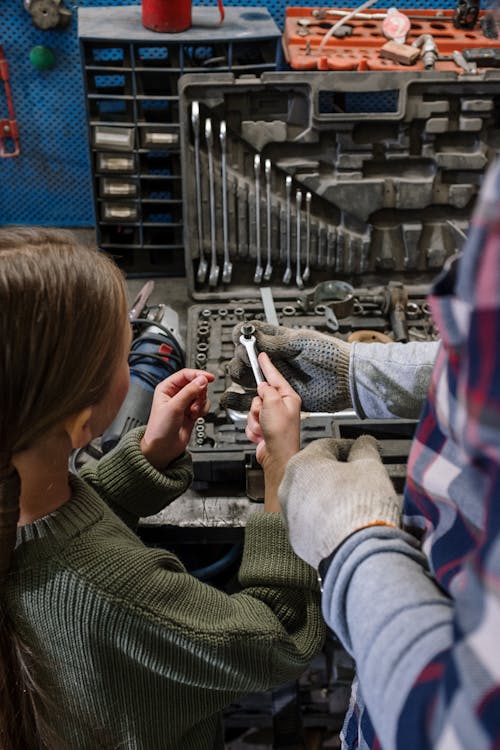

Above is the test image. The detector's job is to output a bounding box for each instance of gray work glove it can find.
[279,436,402,569]
[221,321,352,412]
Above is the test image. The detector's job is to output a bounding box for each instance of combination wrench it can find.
[192,102,207,283]
[264,158,273,281]
[205,118,220,287]
[254,155,263,283]
[303,191,311,281]
[283,175,292,284]
[220,121,232,284]
[295,189,304,289]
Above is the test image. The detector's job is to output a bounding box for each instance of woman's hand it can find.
[141,368,215,470]
[246,353,301,511]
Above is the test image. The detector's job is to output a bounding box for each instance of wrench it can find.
[264,158,273,281]
[303,191,311,282]
[254,155,263,283]
[283,175,292,284]
[192,102,207,284]
[220,121,232,284]
[239,323,265,385]
[205,118,219,287]
[295,190,304,289]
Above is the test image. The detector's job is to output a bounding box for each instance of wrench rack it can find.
[186,284,437,497]
[180,70,500,299]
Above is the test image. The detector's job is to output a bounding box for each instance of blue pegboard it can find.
[2,0,459,226]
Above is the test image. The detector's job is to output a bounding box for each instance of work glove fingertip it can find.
[347,434,381,463]
[220,388,255,412]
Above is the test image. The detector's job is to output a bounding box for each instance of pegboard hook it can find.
[0,46,20,158]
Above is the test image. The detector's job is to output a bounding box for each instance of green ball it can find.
[29,45,56,70]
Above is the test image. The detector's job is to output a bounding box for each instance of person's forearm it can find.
[349,341,440,420]
[321,527,453,750]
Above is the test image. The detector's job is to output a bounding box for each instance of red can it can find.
[142,0,224,33]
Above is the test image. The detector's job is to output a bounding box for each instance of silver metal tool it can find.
[283,175,292,284]
[205,118,220,287]
[254,154,263,283]
[128,280,155,321]
[220,121,232,284]
[264,158,273,281]
[239,323,265,385]
[192,102,207,283]
[260,286,279,326]
[295,189,304,289]
[303,191,311,282]
[452,49,477,74]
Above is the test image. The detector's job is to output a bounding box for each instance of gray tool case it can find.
[178,70,500,498]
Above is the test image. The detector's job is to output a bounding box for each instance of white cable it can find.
[318,0,382,52]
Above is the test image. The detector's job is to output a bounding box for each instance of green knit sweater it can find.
[7,428,324,750]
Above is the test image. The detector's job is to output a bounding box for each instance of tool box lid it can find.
[179,70,500,301]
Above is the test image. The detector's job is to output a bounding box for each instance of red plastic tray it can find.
[283,7,500,71]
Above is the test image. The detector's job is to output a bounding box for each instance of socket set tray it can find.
[186,285,437,499]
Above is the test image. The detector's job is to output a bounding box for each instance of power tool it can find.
[101,304,185,454]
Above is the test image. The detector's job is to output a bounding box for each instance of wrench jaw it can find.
[254,266,264,284]
[197,257,208,284]
[239,329,266,386]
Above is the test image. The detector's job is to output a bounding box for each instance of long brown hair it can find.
[0,227,128,750]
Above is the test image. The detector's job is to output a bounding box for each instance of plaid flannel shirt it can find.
[338,158,500,749]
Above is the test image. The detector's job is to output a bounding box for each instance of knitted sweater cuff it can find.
[239,512,319,590]
[80,426,193,518]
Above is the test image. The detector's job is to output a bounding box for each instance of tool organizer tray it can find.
[185,285,437,498]
[282,8,500,72]
[178,71,499,497]
[179,70,500,300]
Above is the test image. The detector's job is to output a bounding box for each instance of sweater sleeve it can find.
[349,341,439,420]
[63,509,324,703]
[320,524,493,750]
[79,426,192,525]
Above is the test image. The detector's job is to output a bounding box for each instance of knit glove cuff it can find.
[279,436,401,569]
[221,321,352,413]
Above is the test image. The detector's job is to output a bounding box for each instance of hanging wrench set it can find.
[177,70,500,497]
